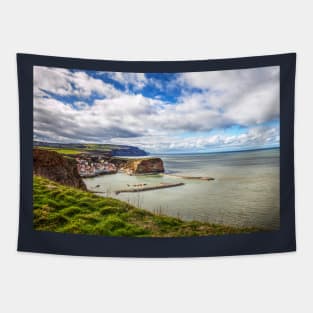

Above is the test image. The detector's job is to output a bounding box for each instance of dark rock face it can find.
[33,149,87,190]
[131,158,164,174]
[111,158,164,175]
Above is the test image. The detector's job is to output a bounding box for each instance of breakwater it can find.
[115,182,184,194]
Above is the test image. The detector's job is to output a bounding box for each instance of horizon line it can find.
[33,140,279,155]
[151,146,280,155]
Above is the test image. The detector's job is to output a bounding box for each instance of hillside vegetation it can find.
[33,175,262,237]
[33,141,148,157]
[35,146,84,155]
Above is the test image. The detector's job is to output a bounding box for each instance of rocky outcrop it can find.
[111,157,164,175]
[130,158,164,174]
[33,149,87,190]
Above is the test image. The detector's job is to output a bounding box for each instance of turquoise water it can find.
[84,148,280,229]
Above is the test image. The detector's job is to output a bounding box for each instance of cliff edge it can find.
[33,149,87,190]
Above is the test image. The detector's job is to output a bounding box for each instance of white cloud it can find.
[106,72,147,90]
[34,66,121,99]
[108,125,279,153]
[33,91,162,143]
[178,66,279,126]
[33,65,280,152]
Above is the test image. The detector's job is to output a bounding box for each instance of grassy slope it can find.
[36,144,131,155]
[84,144,121,151]
[33,175,263,237]
[36,146,83,155]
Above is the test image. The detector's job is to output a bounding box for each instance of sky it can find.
[33,65,280,154]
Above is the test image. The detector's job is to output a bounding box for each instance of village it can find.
[76,155,117,177]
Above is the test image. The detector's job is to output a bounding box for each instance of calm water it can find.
[84,148,280,229]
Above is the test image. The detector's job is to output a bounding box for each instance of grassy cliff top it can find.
[33,142,148,157]
[33,175,263,237]
[35,146,84,155]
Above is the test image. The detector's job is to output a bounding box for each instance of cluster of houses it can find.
[76,156,117,177]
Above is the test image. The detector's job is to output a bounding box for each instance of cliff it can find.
[111,146,148,156]
[33,149,87,190]
[111,157,164,175]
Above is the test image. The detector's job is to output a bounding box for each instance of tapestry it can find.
[17,53,296,257]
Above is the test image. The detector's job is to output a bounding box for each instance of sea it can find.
[84,148,280,230]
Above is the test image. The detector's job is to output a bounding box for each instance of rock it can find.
[33,149,87,190]
[129,158,164,174]
[111,157,164,175]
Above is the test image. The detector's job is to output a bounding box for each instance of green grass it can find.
[36,143,142,155]
[84,144,122,151]
[35,144,128,155]
[33,175,264,237]
[36,146,83,155]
